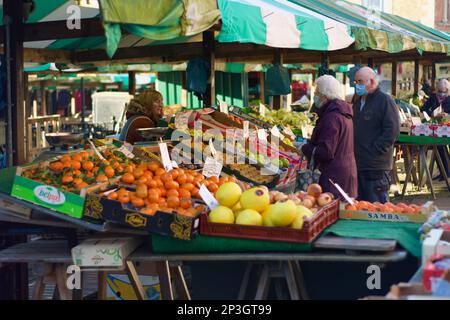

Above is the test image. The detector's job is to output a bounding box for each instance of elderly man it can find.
[353,67,400,203]
[423,79,450,180]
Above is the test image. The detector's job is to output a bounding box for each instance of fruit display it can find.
[98,160,238,217]
[207,182,334,230]
[227,164,276,185]
[21,147,135,194]
[343,200,423,214]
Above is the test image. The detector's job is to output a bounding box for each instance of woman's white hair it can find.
[315,75,343,100]
[437,78,450,92]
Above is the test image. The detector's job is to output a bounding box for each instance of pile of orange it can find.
[108,160,237,217]
[345,200,421,213]
[38,148,136,193]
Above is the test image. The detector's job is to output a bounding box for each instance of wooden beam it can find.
[0,47,72,63]
[128,71,136,96]
[259,72,265,103]
[414,60,420,94]
[0,18,104,43]
[431,62,437,91]
[391,61,398,97]
[203,31,215,107]
[4,0,26,165]
[272,49,283,110]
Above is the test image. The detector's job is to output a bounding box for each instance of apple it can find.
[296,191,307,200]
[324,192,335,200]
[307,184,323,199]
[317,193,333,207]
[303,195,316,206]
[302,198,314,209]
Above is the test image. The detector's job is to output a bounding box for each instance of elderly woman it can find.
[301,75,357,199]
[119,88,165,144]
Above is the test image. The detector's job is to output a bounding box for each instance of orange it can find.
[207,183,219,193]
[96,174,109,183]
[61,155,72,163]
[121,173,135,184]
[62,175,73,184]
[82,161,94,171]
[79,151,89,160]
[170,169,179,180]
[62,161,72,169]
[177,174,187,185]
[107,192,119,200]
[72,154,83,162]
[140,207,155,216]
[179,198,192,209]
[137,176,148,185]
[167,196,180,209]
[147,180,158,189]
[105,166,115,178]
[191,187,199,198]
[76,182,89,190]
[73,178,83,185]
[165,180,179,190]
[148,161,162,172]
[49,161,64,171]
[227,176,237,183]
[73,169,82,176]
[155,168,166,176]
[161,172,173,184]
[136,184,148,199]
[118,195,130,204]
[219,177,229,185]
[167,189,179,198]
[178,189,191,199]
[86,171,94,178]
[345,204,357,211]
[159,188,167,197]
[181,183,195,191]
[185,174,195,184]
[131,197,145,208]
[208,176,219,184]
[133,167,145,179]
[148,191,160,204]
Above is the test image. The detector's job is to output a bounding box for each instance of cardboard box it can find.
[98,262,161,300]
[422,229,450,266]
[422,254,450,292]
[71,237,143,270]
[84,186,204,240]
[339,205,429,223]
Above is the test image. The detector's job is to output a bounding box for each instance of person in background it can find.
[422,79,450,180]
[119,88,165,144]
[353,67,400,203]
[301,75,357,199]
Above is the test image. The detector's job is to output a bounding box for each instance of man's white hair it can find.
[315,75,343,100]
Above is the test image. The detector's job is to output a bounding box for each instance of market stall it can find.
[1,0,450,300]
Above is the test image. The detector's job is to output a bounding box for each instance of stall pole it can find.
[414,60,420,94]
[272,49,283,110]
[40,81,46,116]
[80,77,87,136]
[431,62,437,91]
[203,31,215,107]
[391,61,398,97]
[128,71,136,96]
[259,72,265,104]
[368,58,374,68]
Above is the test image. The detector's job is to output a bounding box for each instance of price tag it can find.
[283,126,295,139]
[88,140,106,160]
[202,157,223,178]
[270,126,283,139]
[398,110,406,123]
[406,108,412,118]
[117,142,135,159]
[171,161,179,168]
[219,101,229,114]
[174,110,192,130]
[209,139,218,159]
[411,117,422,126]
[400,109,407,121]
[257,129,267,141]
[329,179,354,206]
[259,103,266,117]
[158,142,173,172]
[243,121,249,139]
[433,105,443,118]
[198,184,219,210]
[423,111,431,121]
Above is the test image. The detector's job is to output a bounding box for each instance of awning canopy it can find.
[1,0,449,61]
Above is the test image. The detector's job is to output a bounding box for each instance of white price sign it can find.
[219,101,229,114]
[259,103,266,117]
[243,121,249,139]
[257,129,267,141]
[209,139,218,159]
[283,126,295,139]
[202,157,223,178]
[423,111,431,121]
[117,142,135,159]
[270,126,283,139]
[199,184,219,210]
[159,142,173,172]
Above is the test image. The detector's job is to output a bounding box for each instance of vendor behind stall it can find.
[119,88,165,144]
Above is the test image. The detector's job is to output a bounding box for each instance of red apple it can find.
[307,184,322,199]
[296,191,307,200]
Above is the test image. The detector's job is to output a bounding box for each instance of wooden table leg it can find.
[55,263,72,300]
[125,261,146,300]
[402,146,414,197]
[255,264,270,300]
[169,264,191,300]
[238,262,253,300]
[156,261,174,300]
[420,146,436,199]
[291,261,310,300]
[283,262,300,300]
[434,146,450,191]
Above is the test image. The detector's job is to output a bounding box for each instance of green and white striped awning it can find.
[1,0,449,59]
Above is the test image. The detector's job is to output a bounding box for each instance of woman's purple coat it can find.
[301,99,358,199]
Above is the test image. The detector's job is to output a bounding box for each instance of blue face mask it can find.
[314,96,321,107]
[355,84,367,96]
